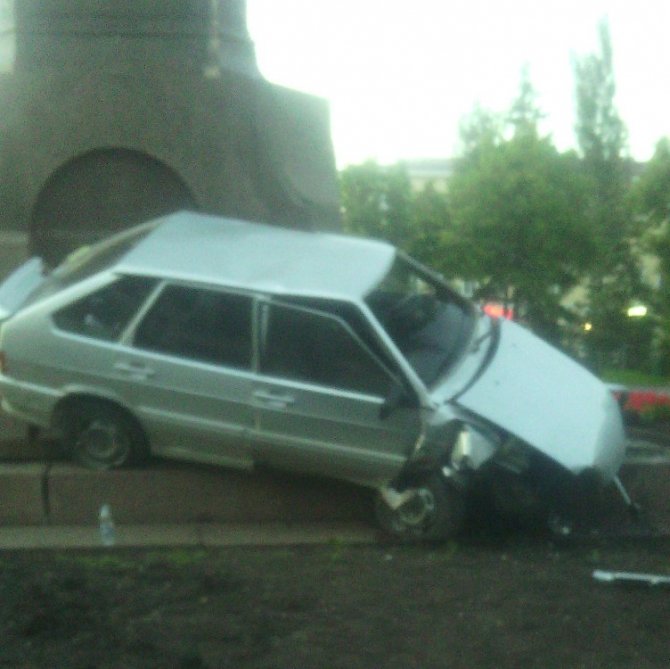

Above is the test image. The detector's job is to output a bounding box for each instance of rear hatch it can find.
[0,258,47,321]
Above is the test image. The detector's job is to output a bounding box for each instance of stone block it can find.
[0,463,47,525]
[46,462,373,526]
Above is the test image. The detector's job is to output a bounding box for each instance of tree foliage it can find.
[340,161,453,274]
[340,161,412,247]
[631,138,670,372]
[573,20,633,258]
[339,24,667,372]
[574,22,627,169]
[448,75,592,341]
[572,20,647,368]
[507,65,545,138]
[634,138,670,230]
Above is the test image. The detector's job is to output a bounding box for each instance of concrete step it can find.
[0,463,46,525]
[0,413,43,461]
[0,459,373,528]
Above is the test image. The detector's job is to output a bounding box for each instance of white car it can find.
[0,212,626,540]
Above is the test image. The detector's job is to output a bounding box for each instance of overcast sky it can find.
[247,0,669,167]
[1,1,666,168]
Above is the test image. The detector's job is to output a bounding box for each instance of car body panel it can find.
[250,375,418,487]
[453,319,626,479]
[109,345,256,469]
[117,212,396,301]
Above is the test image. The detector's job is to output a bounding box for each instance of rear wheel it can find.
[57,400,149,470]
[375,473,465,542]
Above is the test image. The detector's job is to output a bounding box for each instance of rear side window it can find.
[25,222,157,307]
[134,285,252,369]
[53,276,156,341]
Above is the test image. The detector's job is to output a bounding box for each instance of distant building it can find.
[404,158,455,193]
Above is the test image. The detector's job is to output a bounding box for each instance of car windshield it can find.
[365,255,476,388]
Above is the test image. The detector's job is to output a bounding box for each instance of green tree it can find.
[339,160,453,272]
[634,138,670,230]
[411,183,452,274]
[340,161,413,248]
[631,138,670,372]
[448,77,593,342]
[457,104,502,157]
[573,20,646,369]
[507,65,544,138]
[573,20,632,254]
[574,22,627,168]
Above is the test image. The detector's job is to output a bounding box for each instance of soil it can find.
[1,421,668,669]
[2,534,670,669]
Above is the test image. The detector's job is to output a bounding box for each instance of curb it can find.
[0,521,378,550]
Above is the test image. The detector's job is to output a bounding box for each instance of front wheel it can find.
[57,400,149,470]
[374,474,465,542]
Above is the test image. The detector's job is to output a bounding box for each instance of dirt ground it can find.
[2,420,669,669]
[1,533,670,669]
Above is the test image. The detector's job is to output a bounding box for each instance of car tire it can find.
[374,473,465,542]
[58,400,149,470]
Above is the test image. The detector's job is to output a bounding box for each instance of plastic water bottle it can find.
[98,504,116,547]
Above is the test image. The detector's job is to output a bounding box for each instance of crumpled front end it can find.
[451,319,626,482]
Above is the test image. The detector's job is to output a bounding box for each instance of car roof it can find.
[115,211,397,300]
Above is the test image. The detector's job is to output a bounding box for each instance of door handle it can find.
[252,389,295,409]
[113,361,155,379]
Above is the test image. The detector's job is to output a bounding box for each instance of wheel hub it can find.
[78,420,129,463]
[397,488,436,526]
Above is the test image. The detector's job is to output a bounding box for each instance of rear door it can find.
[121,283,256,468]
[251,298,420,486]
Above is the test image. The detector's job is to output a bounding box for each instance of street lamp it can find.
[627,305,648,318]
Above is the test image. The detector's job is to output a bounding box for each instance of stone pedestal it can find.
[0,1,339,267]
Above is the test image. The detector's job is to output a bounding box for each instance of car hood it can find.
[0,258,46,321]
[451,319,626,480]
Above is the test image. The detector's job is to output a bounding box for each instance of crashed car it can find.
[0,212,626,540]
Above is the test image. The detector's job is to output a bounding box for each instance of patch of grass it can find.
[144,548,209,567]
[56,552,136,571]
[53,548,210,573]
[640,403,670,424]
[601,368,670,388]
[587,548,601,565]
[326,537,348,562]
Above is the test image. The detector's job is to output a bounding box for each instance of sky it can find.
[247,0,670,167]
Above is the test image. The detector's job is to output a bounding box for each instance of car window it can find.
[134,285,252,369]
[276,295,400,373]
[366,256,475,387]
[261,303,392,396]
[52,275,157,341]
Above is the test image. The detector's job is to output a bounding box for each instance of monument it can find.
[0,0,340,266]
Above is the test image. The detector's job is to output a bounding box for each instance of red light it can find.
[482,303,514,320]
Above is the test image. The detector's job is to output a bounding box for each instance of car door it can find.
[119,283,256,468]
[251,298,421,487]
